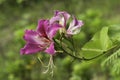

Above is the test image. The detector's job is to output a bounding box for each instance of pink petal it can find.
[50,16,61,24]
[24,30,39,43]
[67,16,84,35]
[44,42,56,55]
[20,43,43,55]
[24,30,50,46]
[36,19,49,37]
[53,10,71,27]
[47,23,62,39]
[54,10,70,22]
[69,16,83,29]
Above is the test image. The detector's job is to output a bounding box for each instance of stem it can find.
[54,38,120,61]
[63,36,77,55]
[63,44,120,61]
[61,45,105,61]
[71,37,78,55]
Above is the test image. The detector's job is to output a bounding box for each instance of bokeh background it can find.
[0,0,120,80]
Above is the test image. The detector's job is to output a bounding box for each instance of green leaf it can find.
[111,59,120,75]
[101,48,120,67]
[109,24,120,44]
[81,27,112,58]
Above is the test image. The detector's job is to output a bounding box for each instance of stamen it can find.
[37,57,45,66]
[42,55,56,76]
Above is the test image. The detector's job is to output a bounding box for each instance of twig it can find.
[54,38,120,61]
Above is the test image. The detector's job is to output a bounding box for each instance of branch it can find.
[62,44,120,61]
[54,38,120,61]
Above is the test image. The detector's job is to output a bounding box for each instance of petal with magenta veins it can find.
[47,23,62,39]
[37,19,49,37]
[54,10,70,22]
[50,16,61,24]
[24,30,50,45]
[44,42,56,55]
[67,16,83,35]
[20,43,43,55]
[24,30,39,43]
[53,10,71,27]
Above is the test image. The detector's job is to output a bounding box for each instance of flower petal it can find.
[20,43,43,55]
[67,16,83,35]
[50,16,61,24]
[47,23,62,39]
[36,19,49,37]
[52,10,70,27]
[24,30,39,43]
[44,42,56,55]
[54,10,70,22]
[24,30,50,46]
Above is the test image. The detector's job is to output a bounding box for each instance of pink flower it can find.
[50,10,83,36]
[20,20,61,55]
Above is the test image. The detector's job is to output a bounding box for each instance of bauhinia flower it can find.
[20,19,61,55]
[50,10,83,36]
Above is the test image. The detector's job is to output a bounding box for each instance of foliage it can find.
[101,25,120,79]
[0,0,120,80]
[81,27,112,58]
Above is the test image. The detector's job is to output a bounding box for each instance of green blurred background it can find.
[0,0,120,80]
